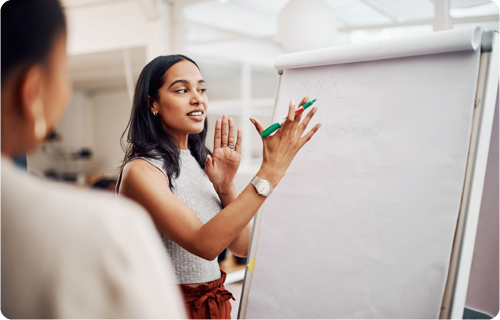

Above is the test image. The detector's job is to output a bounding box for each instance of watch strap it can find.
[251,176,260,187]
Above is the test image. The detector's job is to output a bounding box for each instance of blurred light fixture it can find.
[278,0,337,52]
[217,0,232,3]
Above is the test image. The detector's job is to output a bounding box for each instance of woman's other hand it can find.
[251,96,320,187]
[205,114,242,187]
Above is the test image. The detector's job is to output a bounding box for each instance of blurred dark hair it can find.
[1,0,67,84]
[120,55,211,190]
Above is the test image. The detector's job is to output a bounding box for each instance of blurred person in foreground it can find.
[1,0,186,318]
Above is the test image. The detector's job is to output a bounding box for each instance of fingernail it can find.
[317,124,322,129]
[249,118,255,124]
[312,106,318,114]
[291,99,294,106]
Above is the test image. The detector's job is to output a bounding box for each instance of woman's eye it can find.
[176,89,188,93]
[199,88,207,93]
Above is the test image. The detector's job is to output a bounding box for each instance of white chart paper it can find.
[246,44,481,318]
[274,27,482,70]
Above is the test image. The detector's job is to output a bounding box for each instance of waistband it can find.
[181,270,235,319]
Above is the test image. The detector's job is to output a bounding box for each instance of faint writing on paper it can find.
[362,123,382,141]
[297,75,347,102]
[325,114,360,134]
[296,74,383,142]
[325,114,382,142]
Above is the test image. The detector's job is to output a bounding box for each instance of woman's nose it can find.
[191,91,205,105]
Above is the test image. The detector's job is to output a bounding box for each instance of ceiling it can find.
[62,0,132,7]
[65,0,499,93]
[69,47,145,94]
[182,0,498,36]
[183,0,498,58]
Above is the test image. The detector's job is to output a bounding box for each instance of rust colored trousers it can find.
[180,270,235,319]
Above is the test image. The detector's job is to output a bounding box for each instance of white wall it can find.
[90,89,132,177]
[57,89,87,149]
[65,0,173,61]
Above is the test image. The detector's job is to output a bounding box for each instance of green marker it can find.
[261,99,317,138]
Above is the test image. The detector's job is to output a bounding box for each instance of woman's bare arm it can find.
[119,159,267,261]
[213,182,252,257]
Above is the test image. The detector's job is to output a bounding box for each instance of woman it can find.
[1,0,185,318]
[117,54,321,319]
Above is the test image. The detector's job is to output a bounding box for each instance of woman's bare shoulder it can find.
[123,158,164,176]
[120,159,169,194]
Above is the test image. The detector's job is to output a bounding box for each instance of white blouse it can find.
[1,157,186,319]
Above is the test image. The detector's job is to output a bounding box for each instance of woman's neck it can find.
[172,134,189,150]
[160,123,189,150]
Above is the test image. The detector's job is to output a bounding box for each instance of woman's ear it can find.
[148,95,158,115]
[20,66,47,140]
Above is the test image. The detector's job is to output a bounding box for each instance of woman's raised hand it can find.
[251,96,320,187]
[205,115,242,187]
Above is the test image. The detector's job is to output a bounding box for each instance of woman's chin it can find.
[195,123,206,133]
[187,125,205,135]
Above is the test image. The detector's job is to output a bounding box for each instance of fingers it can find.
[293,96,309,131]
[227,117,235,147]
[276,99,298,139]
[295,96,309,126]
[299,122,322,148]
[215,115,236,149]
[286,99,295,122]
[292,101,306,131]
[283,97,309,132]
[214,118,221,150]
[297,106,318,137]
[298,96,309,107]
[250,117,265,135]
[235,129,242,153]
[221,115,229,147]
[294,109,303,124]
[204,154,214,175]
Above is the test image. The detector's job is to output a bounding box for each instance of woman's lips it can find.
[187,114,205,122]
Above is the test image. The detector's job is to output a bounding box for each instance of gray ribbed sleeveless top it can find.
[116,149,222,284]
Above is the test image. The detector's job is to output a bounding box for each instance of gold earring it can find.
[33,98,47,140]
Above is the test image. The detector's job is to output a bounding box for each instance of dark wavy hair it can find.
[120,55,211,190]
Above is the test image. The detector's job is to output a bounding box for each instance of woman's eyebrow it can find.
[168,79,205,89]
[168,79,188,89]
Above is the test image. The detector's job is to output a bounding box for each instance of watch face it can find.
[257,181,270,194]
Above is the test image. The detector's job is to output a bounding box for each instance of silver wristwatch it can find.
[251,176,273,197]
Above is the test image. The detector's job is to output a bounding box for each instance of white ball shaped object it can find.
[278,0,337,53]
